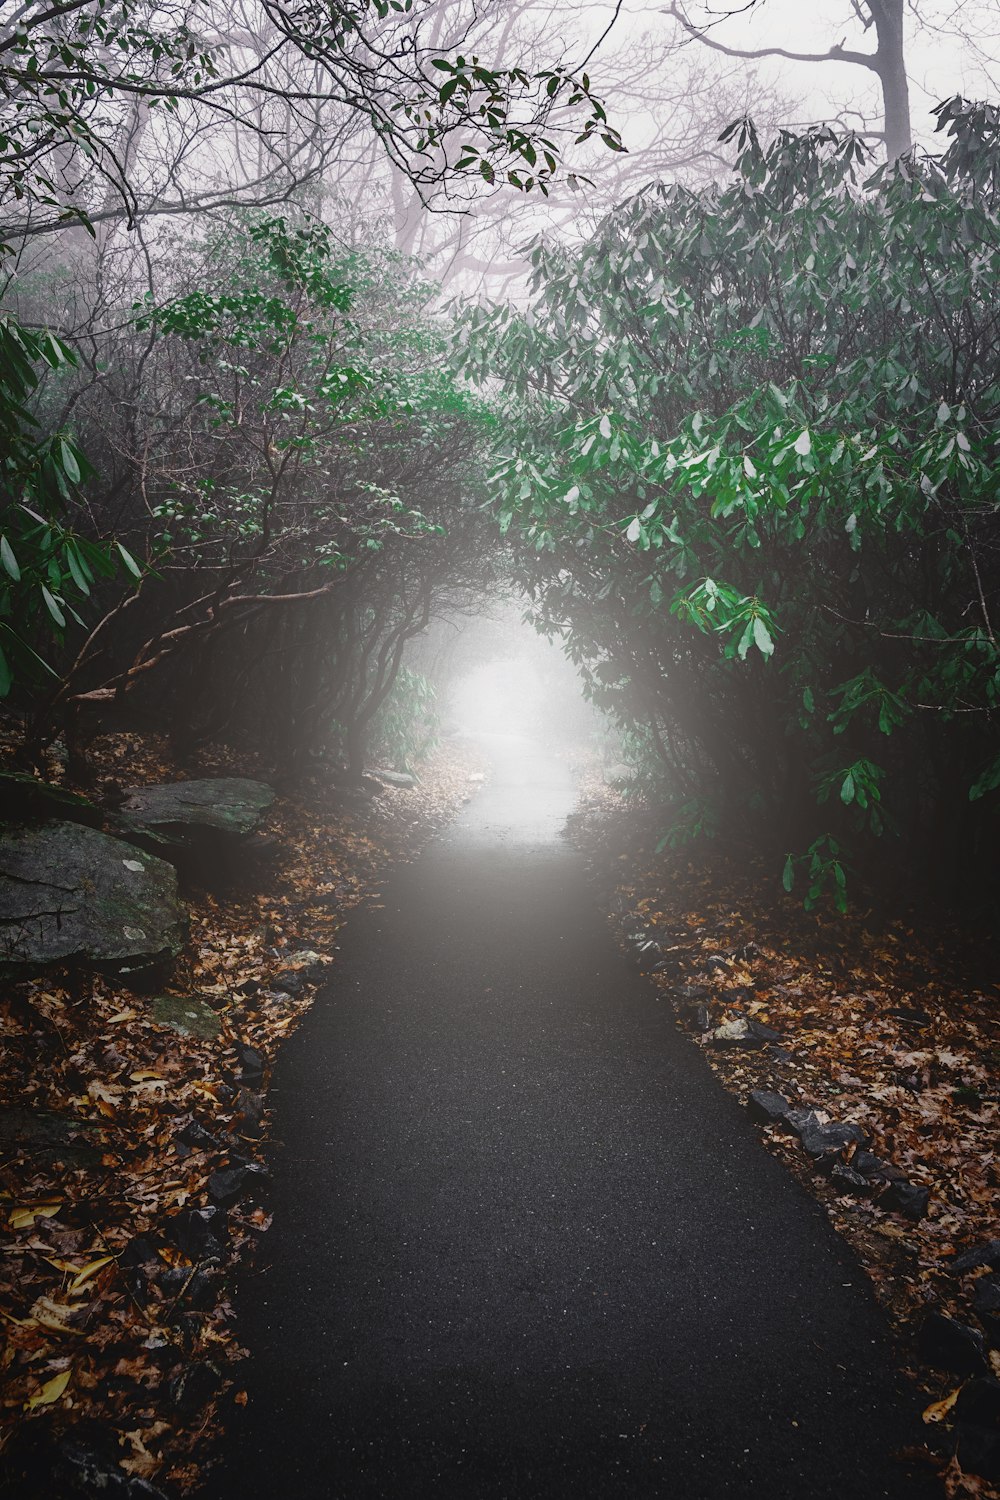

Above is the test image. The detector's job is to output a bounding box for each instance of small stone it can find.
[177,1120,219,1152]
[53,1440,168,1497]
[798,1119,868,1160]
[711,1015,779,1049]
[918,1311,990,1377]
[747,1090,793,1126]
[234,1089,265,1137]
[168,1360,222,1414]
[632,940,662,974]
[829,1161,873,1194]
[271,969,304,996]
[167,1206,228,1261]
[880,1178,930,1221]
[371,769,417,789]
[207,1162,270,1208]
[974,1277,1000,1315]
[233,1042,264,1082]
[120,1235,159,1267]
[853,1150,905,1184]
[973,1276,1000,1347]
[156,1266,217,1310]
[704,954,729,973]
[677,984,711,1002]
[952,1240,1000,1275]
[889,1006,932,1027]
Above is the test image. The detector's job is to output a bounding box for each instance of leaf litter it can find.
[0,727,481,1494]
[571,770,1000,1498]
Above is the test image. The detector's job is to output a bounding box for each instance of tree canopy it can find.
[456,100,1000,906]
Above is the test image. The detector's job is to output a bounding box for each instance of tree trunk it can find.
[870,0,912,159]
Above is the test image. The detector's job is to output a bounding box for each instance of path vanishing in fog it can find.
[218,735,933,1500]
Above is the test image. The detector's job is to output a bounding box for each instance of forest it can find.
[1,1,999,1497]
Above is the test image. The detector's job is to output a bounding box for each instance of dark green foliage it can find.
[0,306,135,701]
[457,101,1000,906]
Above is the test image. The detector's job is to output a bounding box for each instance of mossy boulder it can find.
[0,822,186,976]
[150,993,222,1040]
[0,771,102,826]
[117,778,274,839]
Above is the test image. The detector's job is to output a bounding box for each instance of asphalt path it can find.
[217,734,934,1499]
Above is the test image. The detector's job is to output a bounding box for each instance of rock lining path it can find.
[218,735,933,1499]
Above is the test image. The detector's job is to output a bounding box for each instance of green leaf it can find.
[0,536,20,582]
[116,542,142,579]
[782,854,795,892]
[0,645,11,697]
[65,543,90,595]
[59,438,81,485]
[793,429,811,457]
[840,772,856,805]
[40,585,65,628]
[752,616,774,657]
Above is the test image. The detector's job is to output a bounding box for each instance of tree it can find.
[667,1,913,158]
[665,0,1000,160]
[11,209,500,779]
[0,0,623,245]
[457,102,1000,906]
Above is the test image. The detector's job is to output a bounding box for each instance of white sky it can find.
[585,0,1000,151]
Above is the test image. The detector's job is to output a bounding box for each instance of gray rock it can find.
[797,1118,868,1160]
[974,1276,1000,1316]
[207,1162,270,1207]
[0,771,102,826]
[167,1206,228,1261]
[747,1090,793,1126]
[918,1311,989,1376]
[0,822,185,975]
[711,1015,781,1049]
[853,1150,906,1184]
[370,769,417,789]
[118,777,274,837]
[150,994,222,1041]
[678,1001,712,1032]
[271,968,305,996]
[830,1161,874,1194]
[234,1041,265,1082]
[952,1239,1000,1275]
[632,939,662,973]
[973,1275,1000,1346]
[603,762,637,785]
[880,1178,930,1221]
[5,1437,169,1499]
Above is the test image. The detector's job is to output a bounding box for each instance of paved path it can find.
[217,735,932,1499]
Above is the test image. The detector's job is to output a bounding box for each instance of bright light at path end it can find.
[448,658,547,739]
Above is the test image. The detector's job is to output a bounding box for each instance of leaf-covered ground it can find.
[570,775,1000,1500]
[0,731,481,1495]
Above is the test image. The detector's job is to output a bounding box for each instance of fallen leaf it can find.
[68,1256,115,1294]
[923,1386,961,1424]
[25,1368,72,1409]
[9,1202,62,1230]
